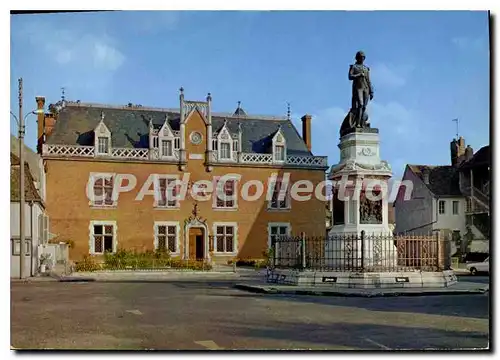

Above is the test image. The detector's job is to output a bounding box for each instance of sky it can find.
[9,10,490,179]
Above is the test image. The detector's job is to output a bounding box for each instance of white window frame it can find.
[154,175,181,209]
[274,144,285,161]
[88,172,117,208]
[38,213,49,245]
[212,176,238,210]
[452,200,459,215]
[158,118,176,160]
[267,222,291,248]
[438,200,446,215]
[272,129,287,163]
[153,221,180,255]
[94,119,111,156]
[97,137,109,155]
[219,142,232,160]
[161,139,174,157]
[212,222,238,255]
[268,177,291,211]
[89,220,117,255]
[216,125,236,162]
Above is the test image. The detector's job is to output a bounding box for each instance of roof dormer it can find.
[271,125,286,163]
[215,120,236,162]
[94,111,111,156]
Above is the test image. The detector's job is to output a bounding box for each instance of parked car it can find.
[466,257,489,275]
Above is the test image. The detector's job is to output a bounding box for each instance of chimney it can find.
[36,96,45,154]
[450,138,458,166]
[301,114,312,152]
[465,145,474,161]
[456,136,467,166]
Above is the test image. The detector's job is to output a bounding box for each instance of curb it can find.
[233,284,489,298]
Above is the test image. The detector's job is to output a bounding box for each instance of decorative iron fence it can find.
[270,231,450,272]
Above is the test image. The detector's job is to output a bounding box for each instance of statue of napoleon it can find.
[340,51,374,135]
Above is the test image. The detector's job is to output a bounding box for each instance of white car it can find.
[466,257,489,275]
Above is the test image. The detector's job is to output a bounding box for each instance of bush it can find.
[74,249,213,272]
[75,255,102,272]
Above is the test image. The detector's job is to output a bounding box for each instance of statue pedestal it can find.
[326,127,395,268]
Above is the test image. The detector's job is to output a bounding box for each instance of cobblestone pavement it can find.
[11,280,490,350]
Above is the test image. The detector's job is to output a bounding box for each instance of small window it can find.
[92,175,115,207]
[438,200,446,215]
[97,137,109,154]
[91,223,115,254]
[232,140,239,152]
[452,201,459,215]
[215,179,236,208]
[270,178,290,209]
[274,145,285,161]
[152,136,159,148]
[155,224,177,253]
[220,143,231,159]
[269,224,289,247]
[212,139,218,151]
[174,137,180,149]
[215,225,235,253]
[161,140,173,157]
[466,198,472,212]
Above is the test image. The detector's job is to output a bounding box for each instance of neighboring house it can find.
[394,136,490,257]
[10,152,49,278]
[387,203,395,234]
[35,92,328,263]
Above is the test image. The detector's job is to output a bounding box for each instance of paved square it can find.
[11,279,489,350]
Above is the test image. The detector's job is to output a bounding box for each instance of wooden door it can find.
[189,228,203,260]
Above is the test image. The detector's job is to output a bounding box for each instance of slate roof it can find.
[47,103,313,156]
[10,153,43,203]
[459,145,490,170]
[408,165,461,197]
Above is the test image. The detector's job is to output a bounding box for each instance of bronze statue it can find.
[349,51,374,128]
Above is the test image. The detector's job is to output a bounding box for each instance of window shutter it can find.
[38,214,44,244]
[43,215,49,244]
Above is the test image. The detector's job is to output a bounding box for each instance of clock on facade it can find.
[190,131,203,145]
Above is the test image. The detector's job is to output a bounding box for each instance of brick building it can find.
[36,90,328,263]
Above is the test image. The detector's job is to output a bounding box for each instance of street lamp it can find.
[10,77,43,279]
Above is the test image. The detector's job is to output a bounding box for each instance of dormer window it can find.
[97,137,109,155]
[220,142,231,159]
[216,121,235,161]
[272,127,286,163]
[275,145,285,161]
[157,115,176,160]
[94,112,111,157]
[161,139,173,157]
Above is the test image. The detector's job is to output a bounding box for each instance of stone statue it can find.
[349,51,374,128]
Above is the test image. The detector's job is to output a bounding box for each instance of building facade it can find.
[394,136,490,257]
[10,152,49,277]
[36,91,328,263]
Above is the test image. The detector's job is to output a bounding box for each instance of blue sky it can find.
[10,10,489,179]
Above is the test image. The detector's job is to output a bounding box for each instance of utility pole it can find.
[18,77,26,279]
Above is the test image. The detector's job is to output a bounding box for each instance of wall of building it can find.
[432,197,467,236]
[44,111,326,262]
[10,202,45,277]
[394,168,434,234]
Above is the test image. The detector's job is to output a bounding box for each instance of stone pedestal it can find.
[326,127,395,268]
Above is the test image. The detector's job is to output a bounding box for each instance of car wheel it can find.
[470,267,477,275]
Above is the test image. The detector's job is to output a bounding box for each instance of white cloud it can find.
[451,36,486,51]
[370,63,414,89]
[19,20,125,72]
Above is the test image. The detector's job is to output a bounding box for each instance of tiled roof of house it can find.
[46,103,313,156]
[10,153,43,203]
[10,134,42,183]
[459,145,490,169]
[408,165,461,197]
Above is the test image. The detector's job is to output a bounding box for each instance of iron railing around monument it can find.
[270,231,448,272]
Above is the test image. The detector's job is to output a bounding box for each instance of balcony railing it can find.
[43,144,328,168]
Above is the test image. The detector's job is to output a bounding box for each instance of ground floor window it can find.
[154,222,179,253]
[213,223,237,253]
[90,221,116,254]
[268,223,290,247]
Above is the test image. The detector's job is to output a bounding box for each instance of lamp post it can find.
[10,78,42,279]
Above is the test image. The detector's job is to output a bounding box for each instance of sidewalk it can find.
[234,281,489,298]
